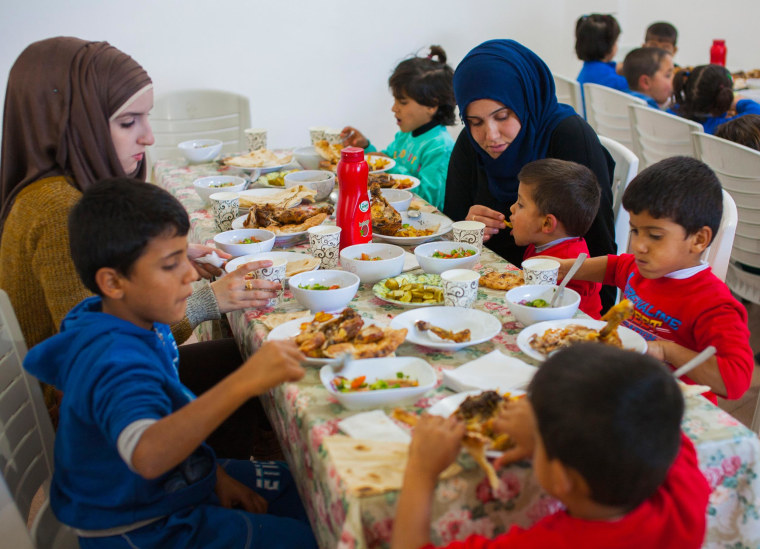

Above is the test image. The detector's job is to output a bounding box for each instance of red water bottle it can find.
[710,39,726,66]
[336,147,372,250]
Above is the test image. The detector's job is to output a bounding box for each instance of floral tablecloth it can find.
[154,158,760,549]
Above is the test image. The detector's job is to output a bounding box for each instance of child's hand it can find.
[215,466,268,514]
[492,398,536,469]
[340,126,369,149]
[407,415,465,481]
[465,205,507,242]
[210,260,281,313]
[239,340,305,393]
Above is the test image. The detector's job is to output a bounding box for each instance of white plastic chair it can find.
[583,83,646,150]
[628,104,703,170]
[0,290,78,548]
[597,135,639,257]
[552,74,583,117]
[703,190,738,282]
[148,89,252,163]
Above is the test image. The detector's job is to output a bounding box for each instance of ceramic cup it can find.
[441,269,480,308]
[324,127,343,145]
[244,258,287,307]
[522,258,560,285]
[452,220,486,251]
[210,192,239,232]
[308,225,342,269]
[245,128,267,151]
[309,126,328,145]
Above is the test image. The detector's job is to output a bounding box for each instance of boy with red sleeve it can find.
[551,156,753,402]
[509,158,602,317]
[392,345,710,549]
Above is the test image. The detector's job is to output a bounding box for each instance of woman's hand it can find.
[492,398,536,469]
[187,243,231,279]
[210,260,280,313]
[340,126,369,149]
[215,466,268,514]
[465,205,507,242]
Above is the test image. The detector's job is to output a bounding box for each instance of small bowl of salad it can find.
[213,228,276,257]
[414,241,480,274]
[505,284,580,326]
[320,356,436,410]
[193,175,249,205]
[340,243,405,284]
[289,270,360,313]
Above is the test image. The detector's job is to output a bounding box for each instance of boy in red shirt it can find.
[550,156,753,402]
[509,158,602,317]
[392,345,710,549]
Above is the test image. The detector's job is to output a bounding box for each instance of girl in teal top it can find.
[341,46,455,210]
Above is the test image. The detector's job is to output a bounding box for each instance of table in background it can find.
[154,157,760,549]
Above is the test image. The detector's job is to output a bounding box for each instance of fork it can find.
[332,353,352,372]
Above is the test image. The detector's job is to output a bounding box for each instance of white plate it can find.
[442,350,537,393]
[390,307,502,351]
[224,251,319,280]
[366,154,396,174]
[388,174,420,191]
[266,315,339,366]
[224,149,294,174]
[516,318,648,362]
[372,212,453,246]
[231,214,327,247]
[373,273,443,307]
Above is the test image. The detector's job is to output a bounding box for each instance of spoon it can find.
[549,253,587,307]
[672,346,717,378]
[407,207,422,219]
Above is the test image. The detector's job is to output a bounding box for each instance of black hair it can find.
[715,114,760,152]
[575,14,621,62]
[622,156,722,243]
[672,64,734,121]
[389,45,456,126]
[529,344,684,510]
[69,178,190,295]
[518,158,600,237]
[623,47,671,91]
[645,22,678,46]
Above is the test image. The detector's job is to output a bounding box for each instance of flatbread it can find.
[261,310,310,330]
[224,148,293,168]
[479,270,524,290]
[322,436,461,497]
[286,256,320,277]
[238,186,316,209]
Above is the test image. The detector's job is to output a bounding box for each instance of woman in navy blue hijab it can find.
[444,40,616,307]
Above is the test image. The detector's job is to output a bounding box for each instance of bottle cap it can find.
[713,39,725,45]
[340,146,365,162]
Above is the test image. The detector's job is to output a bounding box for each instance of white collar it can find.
[534,236,578,253]
[664,262,710,279]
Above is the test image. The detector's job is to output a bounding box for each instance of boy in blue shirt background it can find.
[623,47,675,109]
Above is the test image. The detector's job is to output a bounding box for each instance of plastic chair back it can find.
[552,74,583,117]
[0,290,78,548]
[149,89,251,163]
[628,104,702,170]
[583,83,646,150]
[703,190,738,281]
[597,135,638,256]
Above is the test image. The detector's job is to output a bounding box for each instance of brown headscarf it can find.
[0,37,152,225]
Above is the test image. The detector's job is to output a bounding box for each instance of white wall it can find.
[0,0,756,150]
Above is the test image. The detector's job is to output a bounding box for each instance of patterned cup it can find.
[522,258,560,285]
[210,192,239,232]
[441,269,480,308]
[309,126,328,145]
[245,128,267,151]
[245,258,287,307]
[452,220,486,251]
[324,128,343,145]
[308,225,341,269]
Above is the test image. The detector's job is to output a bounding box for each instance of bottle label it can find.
[359,200,369,213]
[359,219,370,237]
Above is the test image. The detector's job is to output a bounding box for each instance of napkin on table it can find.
[338,410,411,443]
[443,349,538,394]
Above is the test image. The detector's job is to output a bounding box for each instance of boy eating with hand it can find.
[509,158,602,317]
[24,179,316,548]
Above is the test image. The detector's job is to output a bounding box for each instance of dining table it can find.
[153,156,760,549]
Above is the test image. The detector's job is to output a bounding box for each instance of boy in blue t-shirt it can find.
[623,47,675,109]
[24,178,316,548]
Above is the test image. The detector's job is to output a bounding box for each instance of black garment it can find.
[444,115,617,309]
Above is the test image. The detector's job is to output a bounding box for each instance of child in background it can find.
[24,179,316,548]
[643,21,678,56]
[551,157,754,403]
[670,64,760,134]
[575,14,629,93]
[509,158,602,318]
[391,344,710,549]
[622,47,674,109]
[341,46,455,210]
[715,113,760,151]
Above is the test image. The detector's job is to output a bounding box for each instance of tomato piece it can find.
[350,376,366,389]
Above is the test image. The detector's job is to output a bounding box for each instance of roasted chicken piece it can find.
[370,182,402,236]
[253,204,333,227]
[598,299,634,342]
[368,173,395,188]
[324,327,408,359]
[415,320,471,343]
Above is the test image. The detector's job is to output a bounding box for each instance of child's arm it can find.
[131,340,304,479]
[340,126,370,149]
[492,398,536,469]
[531,255,609,283]
[391,415,466,549]
[647,341,726,395]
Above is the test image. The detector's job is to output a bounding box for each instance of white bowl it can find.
[294,146,323,170]
[193,175,248,205]
[178,139,223,164]
[284,170,335,201]
[213,229,276,257]
[289,270,360,313]
[320,357,436,410]
[340,243,405,283]
[505,284,581,326]
[380,188,412,212]
[414,241,481,274]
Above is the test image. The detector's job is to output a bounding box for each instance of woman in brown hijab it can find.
[0,37,278,458]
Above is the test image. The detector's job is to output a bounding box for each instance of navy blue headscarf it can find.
[453,40,576,203]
